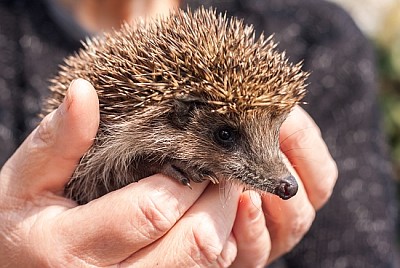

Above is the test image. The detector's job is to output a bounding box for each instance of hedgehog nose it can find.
[274,175,298,200]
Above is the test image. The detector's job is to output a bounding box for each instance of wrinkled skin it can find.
[0,79,337,267]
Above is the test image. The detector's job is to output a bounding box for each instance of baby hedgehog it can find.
[45,7,308,204]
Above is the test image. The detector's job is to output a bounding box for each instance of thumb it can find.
[0,79,99,198]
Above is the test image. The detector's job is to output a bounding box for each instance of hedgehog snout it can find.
[273,175,298,200]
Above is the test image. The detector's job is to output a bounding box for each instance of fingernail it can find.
[248,193,262,222]
[59,79,77,115]
[65,79,78,104]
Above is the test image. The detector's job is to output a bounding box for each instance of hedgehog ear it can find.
[168,98,203,129]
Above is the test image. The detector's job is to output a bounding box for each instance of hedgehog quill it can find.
[44,7,308,204]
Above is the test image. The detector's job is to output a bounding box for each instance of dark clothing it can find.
[0,0,81,164]
[0,0,398,267]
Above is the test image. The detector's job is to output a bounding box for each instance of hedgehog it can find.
[44,7,308,205]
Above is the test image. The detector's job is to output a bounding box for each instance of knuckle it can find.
[314,158,338,207]
[282,127,315,155]
[215,237,237,268]
[326,158,339,187]
[290,208,315,241]
[293,127,316,148]
[216,255,235,268]
[313,184,333,209]
[296,106,322,136]
[32,112,58,148]
[132,194,177,238]
[280,207,315,254]
[187,226,224,266]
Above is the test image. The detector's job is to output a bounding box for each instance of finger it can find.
[0,79,99,198]
[122,183,242,267]
[263,163,315,264]
[52,174,209,266]
[280,106,338,210]
[230,191,271,268]
[215,234,237,268]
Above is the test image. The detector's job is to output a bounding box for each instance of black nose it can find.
[274,175,298,200]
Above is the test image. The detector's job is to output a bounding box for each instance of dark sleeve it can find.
[186,0,398,267]
[0,3,23,165]
[0,0,80,166]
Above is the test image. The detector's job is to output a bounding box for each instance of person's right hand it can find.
[0,79,243,267]
[0,78,337,267]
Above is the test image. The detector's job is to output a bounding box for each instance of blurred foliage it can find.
[380,75,400,179]
[377,2,400,181]
[377,2,400,81]
[374,1,400,245]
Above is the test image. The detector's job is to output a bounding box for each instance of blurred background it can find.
[328,0,400,240]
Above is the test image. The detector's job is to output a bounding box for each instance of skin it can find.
[0,79,337,266]
[60,0,179,34]
[0,1,337,266]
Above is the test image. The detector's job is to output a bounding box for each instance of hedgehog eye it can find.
[214,126,236,148]
[218,129,233,141]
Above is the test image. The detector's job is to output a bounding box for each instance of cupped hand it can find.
[0,79,242,267]
[229,106,338,267]
[0,77,337,267]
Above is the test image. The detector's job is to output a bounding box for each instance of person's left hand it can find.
[229,106,338,267]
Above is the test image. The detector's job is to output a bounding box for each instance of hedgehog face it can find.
[165,101,298,199]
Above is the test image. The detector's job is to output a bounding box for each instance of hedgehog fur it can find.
[45,7,308,204]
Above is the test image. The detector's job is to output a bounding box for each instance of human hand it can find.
[134,106,338,267]
[0,79,243,267]
[0,76,336,267]
[229,106,338,267]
